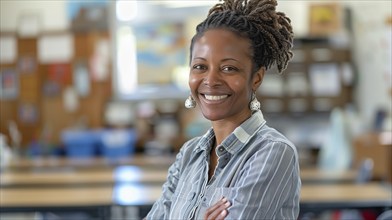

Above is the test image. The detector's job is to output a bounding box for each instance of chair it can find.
[61,130,99,158]
[99,129,137,159]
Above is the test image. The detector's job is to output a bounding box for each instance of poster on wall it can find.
[67,0,109,32]
[48,63,72,86]
[309,3,342,36]
[18,103,38,124]
[18,55,37,74]
[43,63,71,97]
[134,22,186,85]
[38,34,74,64]
[89,39,110,82]
[0,36,17,64]
[0,69,18,100]
[73,61,90,97]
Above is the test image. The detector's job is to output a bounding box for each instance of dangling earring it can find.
[249,92,260,111]
[185,95,196,109]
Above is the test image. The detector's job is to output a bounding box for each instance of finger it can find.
[205,199,231,220]
[204,198,225,217]
[215,209,229,220]
[208,201,231,220]
[204,198,227,218]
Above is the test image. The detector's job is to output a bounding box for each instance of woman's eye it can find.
[192,64,206,70]
[222,66,238,72]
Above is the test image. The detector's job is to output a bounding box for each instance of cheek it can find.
[233,80,247,93]
[188,75,200,90]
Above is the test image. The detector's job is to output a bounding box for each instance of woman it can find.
[146,0,300,219]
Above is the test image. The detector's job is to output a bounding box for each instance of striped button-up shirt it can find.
[146,110,301,220]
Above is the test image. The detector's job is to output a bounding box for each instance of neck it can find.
[211,111,252,145]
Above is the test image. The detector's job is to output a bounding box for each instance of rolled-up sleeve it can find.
[145,147,185,219]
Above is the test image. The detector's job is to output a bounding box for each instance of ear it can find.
[252,67,265,91]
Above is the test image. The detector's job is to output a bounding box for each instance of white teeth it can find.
[204,95,228,101]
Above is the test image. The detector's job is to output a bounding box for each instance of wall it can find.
[0,0,68,32]
[348,2,392,128]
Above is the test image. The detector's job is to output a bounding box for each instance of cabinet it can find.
[258,37,355,114]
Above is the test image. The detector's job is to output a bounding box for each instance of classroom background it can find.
[0,1,391,220]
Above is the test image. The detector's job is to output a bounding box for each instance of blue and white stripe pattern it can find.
[146,110,301,220]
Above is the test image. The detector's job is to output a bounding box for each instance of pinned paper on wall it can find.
[309,3,342,36]
[17,13,41,37]
[42,63,71,97]
[18,103,38,124]
[90,39,110,82]
[48,63,72,87]
[18,56,37,74]
[38,34,74,64]
[63,87,79,112]
[0,36,17,64]
[0,69,18,100]
[73,61,90,97]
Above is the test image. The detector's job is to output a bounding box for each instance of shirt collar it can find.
[193,110,266,154]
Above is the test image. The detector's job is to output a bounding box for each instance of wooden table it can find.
[300,168,358,184]
[112,182,392,210]
[1,182,391,219]
[0,186,112,219]
[6,154,176,171]
[300,182,392,212]
[0,166,168,187]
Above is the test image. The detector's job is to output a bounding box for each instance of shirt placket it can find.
[188,150,210,220]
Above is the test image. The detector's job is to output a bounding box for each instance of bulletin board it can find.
[0,31,112,148]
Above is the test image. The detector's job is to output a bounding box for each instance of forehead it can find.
[192,29,252,58]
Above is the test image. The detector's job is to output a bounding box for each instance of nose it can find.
[203,68,222,87]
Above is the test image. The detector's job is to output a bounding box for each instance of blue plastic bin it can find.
[99,129,137,159]
[61,130,99,158]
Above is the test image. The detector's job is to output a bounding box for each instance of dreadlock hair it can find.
[190,0,294,74]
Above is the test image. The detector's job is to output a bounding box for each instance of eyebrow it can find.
[192,57,206,61]
[222,58,240,63]
[192,57,240,63]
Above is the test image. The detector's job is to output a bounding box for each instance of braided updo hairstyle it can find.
[190,0,294,74]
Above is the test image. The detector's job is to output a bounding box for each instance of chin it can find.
[200,111,225,121]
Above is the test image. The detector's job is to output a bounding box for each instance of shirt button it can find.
[218,147,224,152]
[190,192,196,200]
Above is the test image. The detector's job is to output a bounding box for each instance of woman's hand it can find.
[204,197,231,220]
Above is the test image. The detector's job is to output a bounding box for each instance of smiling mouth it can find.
[204,94,229,101]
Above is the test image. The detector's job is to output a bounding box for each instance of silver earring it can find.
[249,92,260,111]
[185,95,196,109]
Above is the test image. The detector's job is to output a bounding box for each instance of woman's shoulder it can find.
[254,123,297,153]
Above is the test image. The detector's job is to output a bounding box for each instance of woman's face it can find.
[189,29,262,122]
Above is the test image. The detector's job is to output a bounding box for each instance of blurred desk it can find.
[1,182,390,219]
[300,168,358,184]
[110,183,392,209]
[353,132,392,183]
[300,182,392,213]
[0,186,112,219]
[6,154,175,171]
[111,182,392,216]
[0,166,168,187]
